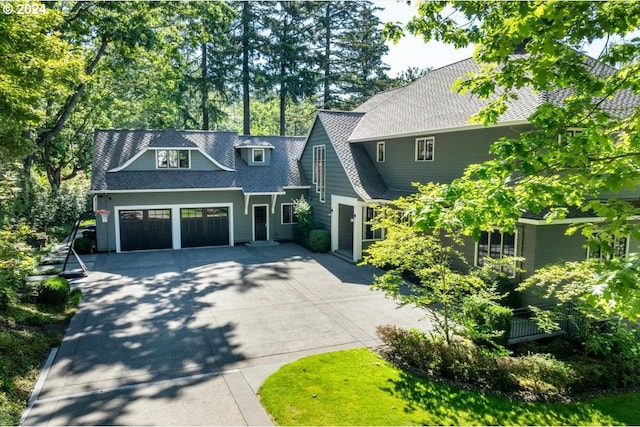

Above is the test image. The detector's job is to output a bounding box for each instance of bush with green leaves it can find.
[0,225,36,311]
[308,229,330,253]
[377,324,517,392]
[73,236,93,254]
[292,195,313,247]
[377,323,640,399]
[460,291,513,351]
[38,276,71,306]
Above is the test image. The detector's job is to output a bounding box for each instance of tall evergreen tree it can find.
[310,1,391,110]
[333,1,391,109]
[262,2,318,135]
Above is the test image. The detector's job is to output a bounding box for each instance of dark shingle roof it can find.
[349,58,536,141]
[349,56,640,142]
[91,130,306,193]
[352,86,404,113]
[315,110,389,200]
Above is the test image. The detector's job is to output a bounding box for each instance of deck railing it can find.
[509,303,582,341]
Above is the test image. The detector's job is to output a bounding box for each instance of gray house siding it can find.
[300,121,360,230]
[361,126,529,191]
[94,189,305,252]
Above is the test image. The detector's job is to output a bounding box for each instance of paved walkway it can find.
[21,244,428,426]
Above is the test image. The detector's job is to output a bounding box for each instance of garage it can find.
[180,207,230,248]
[119,209,173,251]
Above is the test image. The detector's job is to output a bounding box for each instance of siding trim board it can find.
[94,187,244,194]
[347,120,530,143]
[517,216,629,226]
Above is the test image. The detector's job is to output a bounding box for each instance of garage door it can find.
[119,209,172,251]
[180,207,230,248]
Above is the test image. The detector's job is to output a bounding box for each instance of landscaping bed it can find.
[0,296,79,425]
[259,347,640,426]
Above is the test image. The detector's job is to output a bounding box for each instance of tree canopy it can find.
[0,0,398,227]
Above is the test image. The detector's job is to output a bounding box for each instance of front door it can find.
[253,205,268,241]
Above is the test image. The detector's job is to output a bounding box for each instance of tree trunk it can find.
[323,4,331,109]
[279,60,286,136]
[201,42,209,130]
[241,1,251,135]
[36,36,108,149]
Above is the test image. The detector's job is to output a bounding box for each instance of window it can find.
[587,233,629,261]
[312,145,326,202]
[252,148,265,163]
[476,229,517,276]
[281,203,298,224]
[363,207,382,240]
[415,137,435,161]
[157,150,190,169]
[147,209,171,219]
[376,141,385,162]
[559,128,583,144]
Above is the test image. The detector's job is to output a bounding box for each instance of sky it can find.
[372,0,615,77]
[373,0,475,77]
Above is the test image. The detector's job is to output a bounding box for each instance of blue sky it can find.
[373,0,474,76]
[374,0,615,77]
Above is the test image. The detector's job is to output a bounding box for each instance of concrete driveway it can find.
[21,243,428,426]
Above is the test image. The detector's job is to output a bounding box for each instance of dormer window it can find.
[252,148,265,163]
[157,149,190,169]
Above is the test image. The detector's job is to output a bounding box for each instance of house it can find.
[91,129,307,252]
[298,57,640,305]
[91,56,639,307]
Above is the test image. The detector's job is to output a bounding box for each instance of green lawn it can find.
[259,348,640,426]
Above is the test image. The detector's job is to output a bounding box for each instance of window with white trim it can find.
[252,148,265,163]
[415,137,435,161]
[475,229,517,277]
[586,233,629,261]
[281,203,298,224]
[312,145,326,202]
[157,149,190,169]
[363,206,383,240]
[376,141,385,162]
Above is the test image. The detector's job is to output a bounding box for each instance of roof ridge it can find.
[317,109,365,116]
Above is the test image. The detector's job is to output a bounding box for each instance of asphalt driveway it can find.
[21,243,428,426]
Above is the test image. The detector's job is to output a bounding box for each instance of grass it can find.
[0,293,80,425]
[259,348,640,426]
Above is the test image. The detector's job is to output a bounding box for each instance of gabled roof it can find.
[352,86,404,113]
[92,130,307,193]
[234,136,275,149]
[314,110,389,201]
[349,58,537,142]
[349,56,640,142]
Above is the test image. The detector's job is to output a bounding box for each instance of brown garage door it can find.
[180,207,230,248]
[119,209,172,251]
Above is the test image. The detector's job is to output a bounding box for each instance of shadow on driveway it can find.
[22,243,427,426]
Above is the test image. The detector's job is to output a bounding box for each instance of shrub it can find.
[509,353,574,395]
[73,236,93,254]
[292,196,313,247]
[308,229,330,253]
[377,325,438,372]
[0,224,36,312]
[461,292,512,350]
[39,276,70,306]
